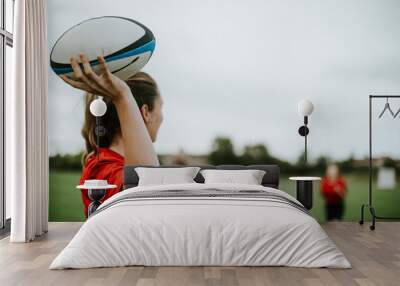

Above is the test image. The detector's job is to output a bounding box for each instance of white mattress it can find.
[50,183,351,269]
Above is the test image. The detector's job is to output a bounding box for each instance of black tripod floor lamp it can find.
[291,99,319,210]
[297,99,314,164]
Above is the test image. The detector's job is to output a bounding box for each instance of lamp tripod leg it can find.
[359,204,366,225]
[370,206,376,231]
[305,132,307,164]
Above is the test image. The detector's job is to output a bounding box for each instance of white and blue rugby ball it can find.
[50,16,155,81]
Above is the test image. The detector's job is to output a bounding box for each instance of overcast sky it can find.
[47,0,400,162]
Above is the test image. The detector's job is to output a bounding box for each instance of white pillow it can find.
[200,169,266,185]
[135,167,201,186]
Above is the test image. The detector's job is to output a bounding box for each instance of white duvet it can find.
[50,183,351,269]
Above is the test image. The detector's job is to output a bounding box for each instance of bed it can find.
[50,165,351,269]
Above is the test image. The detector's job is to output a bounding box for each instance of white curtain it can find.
[7,0,49,242]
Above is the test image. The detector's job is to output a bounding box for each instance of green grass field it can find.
[49,170,400,222]
[49,171,86,221]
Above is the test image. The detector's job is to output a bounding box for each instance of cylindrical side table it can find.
[87,188,107,216]
[289,177,321,210]
[76,180,117,216]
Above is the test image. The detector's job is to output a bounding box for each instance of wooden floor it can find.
[0,222,399,286]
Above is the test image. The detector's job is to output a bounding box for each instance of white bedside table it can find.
[289,176,321,210]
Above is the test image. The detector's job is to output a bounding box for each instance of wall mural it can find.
[47,0,400,222]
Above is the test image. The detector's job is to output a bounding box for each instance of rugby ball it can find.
[50,16,155,81]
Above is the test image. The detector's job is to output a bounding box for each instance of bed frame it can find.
[123,165,280,190]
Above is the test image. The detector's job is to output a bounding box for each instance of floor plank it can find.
[0,222,399,286]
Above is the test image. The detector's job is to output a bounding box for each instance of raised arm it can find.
[60,54,159,166]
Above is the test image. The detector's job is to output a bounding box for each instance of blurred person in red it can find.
[320,163,347,221]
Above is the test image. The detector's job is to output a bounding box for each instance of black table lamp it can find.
[297,99,314,164]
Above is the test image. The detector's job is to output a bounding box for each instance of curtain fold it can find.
[8,0,49,242]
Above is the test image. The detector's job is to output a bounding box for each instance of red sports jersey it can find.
[320,176,347,205]
[79,148,124,217]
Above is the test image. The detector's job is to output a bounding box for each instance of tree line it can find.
[49,136,372,174]
[207,137,363,175]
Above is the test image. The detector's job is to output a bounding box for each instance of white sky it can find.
[47,0,400,162]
